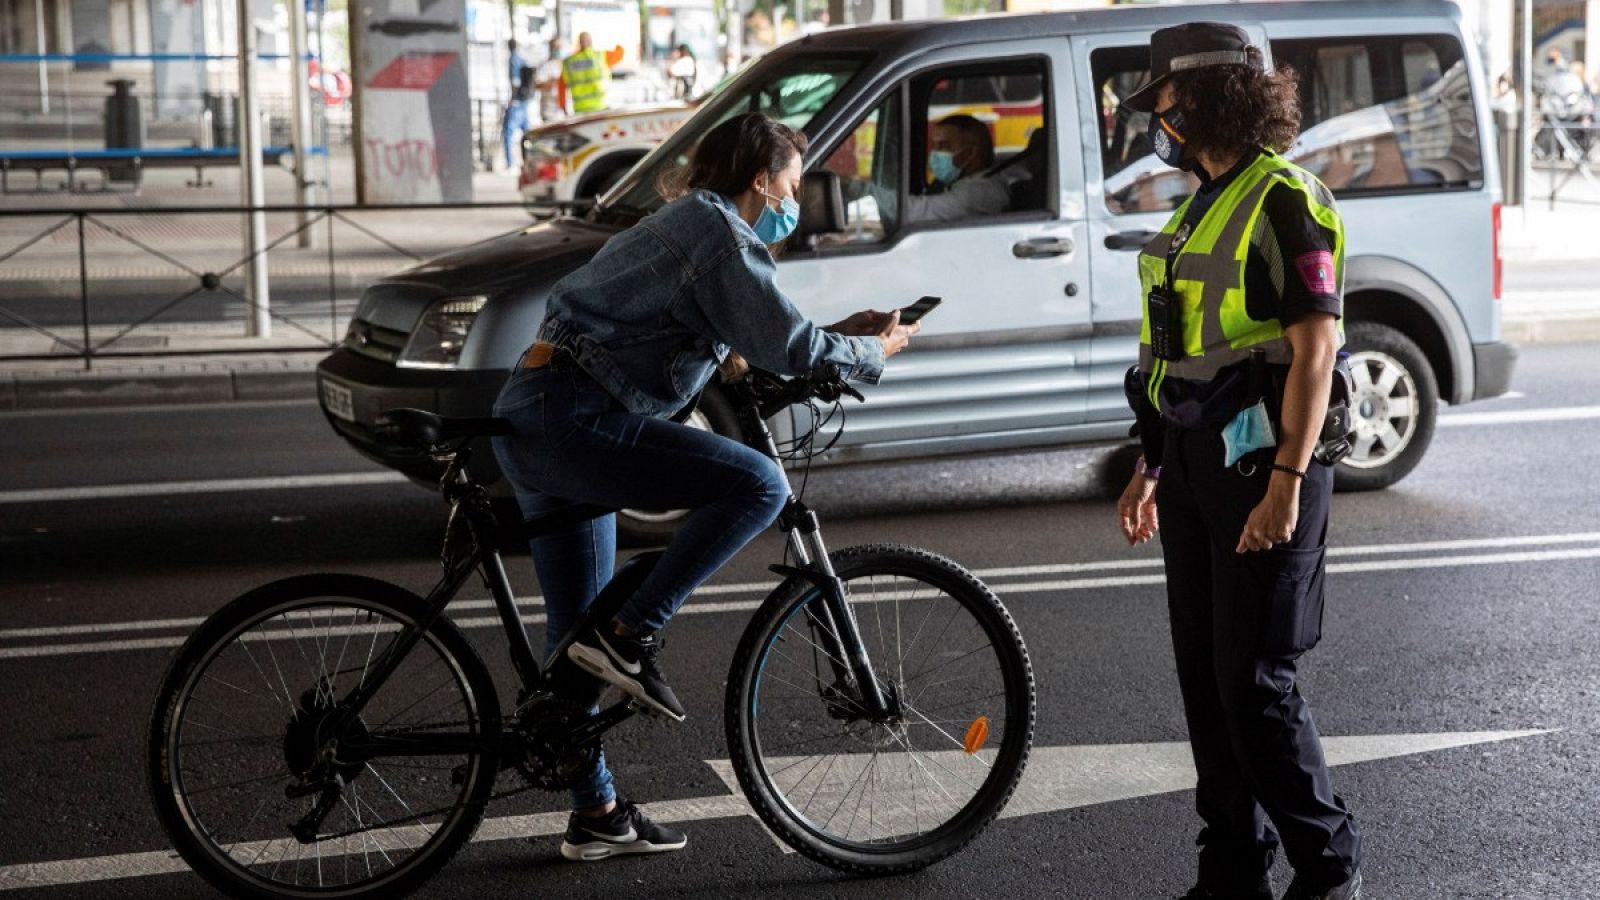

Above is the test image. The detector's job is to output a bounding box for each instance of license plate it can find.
[321,379,355,422]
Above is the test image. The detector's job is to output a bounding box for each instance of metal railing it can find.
[1533,122,1600,208]
[0,201,536,369]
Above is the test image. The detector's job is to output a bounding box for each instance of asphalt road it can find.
[1,343,1598,899]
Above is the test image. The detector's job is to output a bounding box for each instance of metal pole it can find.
[35,0,49,114]
[238,0,271,337]
[1520,0,1533,229]
[78,214,91,371]
[349,0,367,206]
[288,0,316,247]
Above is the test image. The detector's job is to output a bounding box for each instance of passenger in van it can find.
[902,114,1011,222]
[1115,21,1363,900]
[490,112,919,862]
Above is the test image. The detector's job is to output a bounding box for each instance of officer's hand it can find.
[1118,470,1159,546]
[1236,479,1299,553]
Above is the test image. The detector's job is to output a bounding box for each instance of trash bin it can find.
[103,79,144,183]
[104,79,144,149]
[203,92,237,148]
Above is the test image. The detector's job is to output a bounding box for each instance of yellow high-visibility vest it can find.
[1137,150,1346,407]
[562,49,609,114]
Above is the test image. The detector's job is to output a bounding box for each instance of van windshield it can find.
[598,55,867,219]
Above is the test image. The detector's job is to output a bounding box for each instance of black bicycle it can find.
[148,366,1035,898]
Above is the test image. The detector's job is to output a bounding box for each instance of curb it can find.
[1501,316,1600,346]
[2,368,317,411]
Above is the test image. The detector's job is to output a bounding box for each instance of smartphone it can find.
[898,296,943,326]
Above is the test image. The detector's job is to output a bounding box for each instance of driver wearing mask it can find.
[858,114,1011,224]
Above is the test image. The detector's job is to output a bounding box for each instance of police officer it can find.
[1114,23,1362,900]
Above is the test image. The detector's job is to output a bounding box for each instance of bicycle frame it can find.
[332,378,898,765]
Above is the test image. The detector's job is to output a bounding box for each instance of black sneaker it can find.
[1178,876,1273,900]
[559,798,687,862]
[567,626,686,721]
[1283,870,1362,900]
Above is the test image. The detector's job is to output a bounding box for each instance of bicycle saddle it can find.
[376,408,513,450]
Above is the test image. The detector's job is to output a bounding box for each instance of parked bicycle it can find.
[148,365,1036,898]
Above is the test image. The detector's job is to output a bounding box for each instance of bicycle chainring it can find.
[511,693,601,792]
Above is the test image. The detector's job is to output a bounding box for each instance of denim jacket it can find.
[535,190,886,418]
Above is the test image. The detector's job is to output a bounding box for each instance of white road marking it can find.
[2,541,1598,660]
[1437,404,1600,427]
[0,401,1592,506]
[0,730,1548,891]
[0,472,408,504]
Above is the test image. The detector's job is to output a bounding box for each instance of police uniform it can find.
[1123,22,1362,900]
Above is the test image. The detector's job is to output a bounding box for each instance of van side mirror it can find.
[797,171,846,241]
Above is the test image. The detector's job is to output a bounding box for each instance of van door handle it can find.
[1012,236,1074,259]
[1105,229,1159,251]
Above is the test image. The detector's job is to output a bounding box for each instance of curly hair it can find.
[1169,49,1302,159]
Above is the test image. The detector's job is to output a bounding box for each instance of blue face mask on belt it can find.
[1222,399,1277,468]
[755,188,800,244]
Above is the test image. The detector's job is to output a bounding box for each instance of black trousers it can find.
[1157,425,1361,891]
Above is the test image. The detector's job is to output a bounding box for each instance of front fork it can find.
[773,505,897,721]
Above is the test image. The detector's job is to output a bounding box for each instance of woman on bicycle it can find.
[491,111,918,861]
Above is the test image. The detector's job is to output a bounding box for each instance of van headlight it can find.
[397,295,488,369]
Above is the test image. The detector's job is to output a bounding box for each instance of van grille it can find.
[344,319,410,363]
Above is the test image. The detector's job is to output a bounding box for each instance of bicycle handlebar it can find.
[742,364,864,420]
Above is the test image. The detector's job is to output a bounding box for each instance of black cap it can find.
[1123,21,1266,113]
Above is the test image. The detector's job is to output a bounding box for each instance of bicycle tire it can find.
[148,574,501,899]
[724,544,1034,874]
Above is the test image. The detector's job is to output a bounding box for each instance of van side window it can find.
[1092,34,1483,214]
[817,96,902,246]
[908,63,1053,223]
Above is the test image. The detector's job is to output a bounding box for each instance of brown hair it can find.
[1168,50,1301,158]
[678,112,807,198]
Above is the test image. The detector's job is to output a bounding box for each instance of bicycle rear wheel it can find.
[148,574,501,899]
[725,544,1034,873]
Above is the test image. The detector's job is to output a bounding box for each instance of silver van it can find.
[318,0,1516,542]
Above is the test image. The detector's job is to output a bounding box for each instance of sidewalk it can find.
[2,180,1596,411]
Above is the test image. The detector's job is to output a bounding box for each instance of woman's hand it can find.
[828,309,895,336]
[1236,476,1300,553]
[874,309,919,359]
[1117,469,1159,546]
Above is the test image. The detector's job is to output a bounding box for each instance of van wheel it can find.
[1334,321,1438,492]
[617,387,742,548]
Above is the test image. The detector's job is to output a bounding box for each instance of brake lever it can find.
[839,383,865,403]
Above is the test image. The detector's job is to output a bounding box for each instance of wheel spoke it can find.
[158,596,486,893]
[744,555,1029,861]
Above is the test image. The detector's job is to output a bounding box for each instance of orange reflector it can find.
[963,716,990,755]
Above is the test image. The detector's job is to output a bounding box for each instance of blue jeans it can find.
[490,366,788,808]
[502,100,528,169]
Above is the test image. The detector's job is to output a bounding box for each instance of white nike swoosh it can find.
[596,633,642,676]
[581,824,638,844]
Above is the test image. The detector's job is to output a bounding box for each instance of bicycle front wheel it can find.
[725,544,1035,873]
[148,574,501,899]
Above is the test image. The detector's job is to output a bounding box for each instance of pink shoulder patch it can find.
[1295,250,1337,295]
